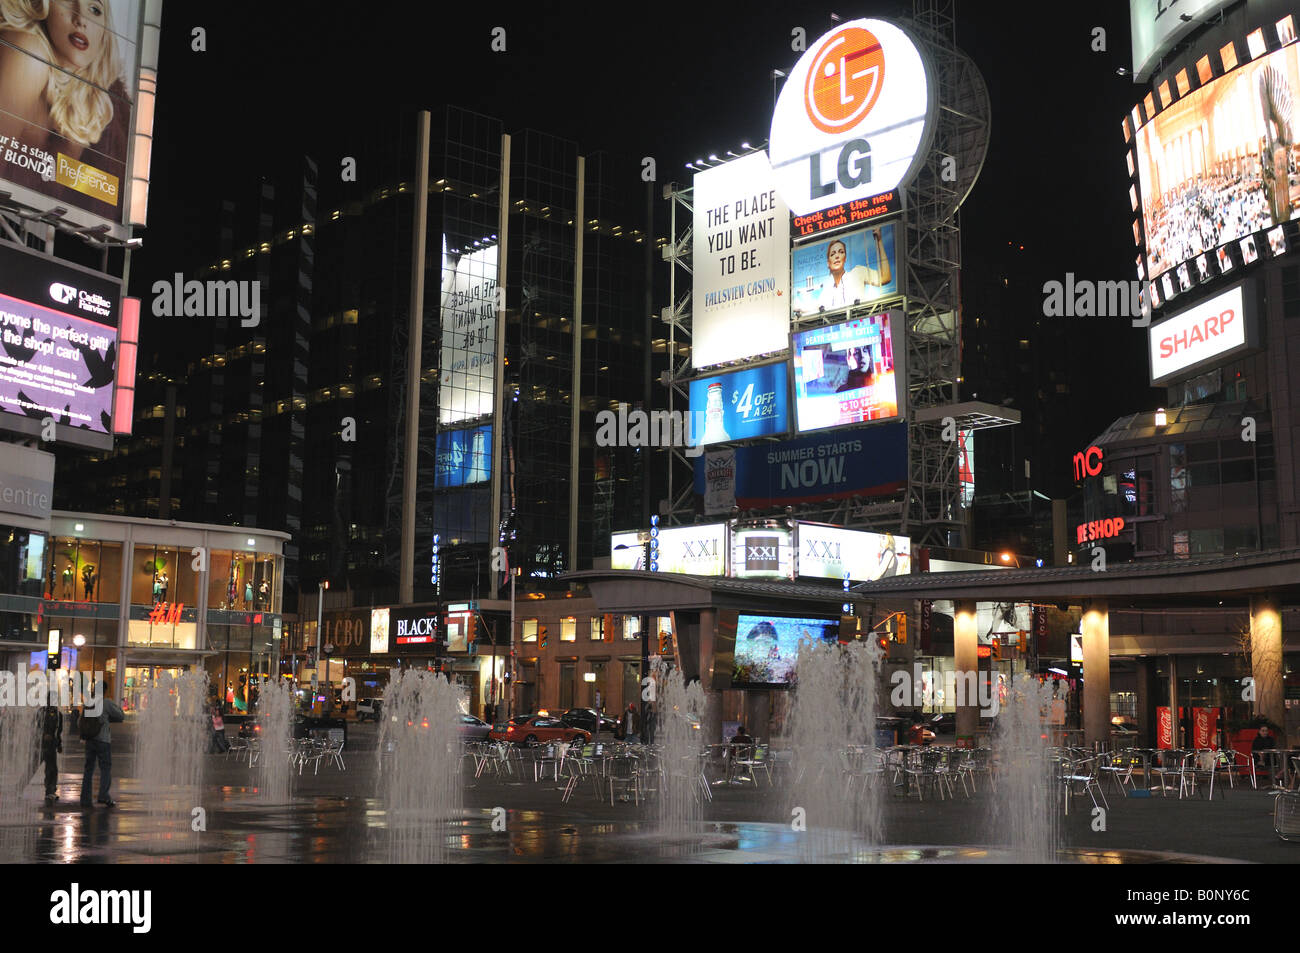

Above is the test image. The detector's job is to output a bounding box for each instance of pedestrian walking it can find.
[643,701,657,745]
[210,702,230,753]
[39,704,62,803]
[80,694,125,808]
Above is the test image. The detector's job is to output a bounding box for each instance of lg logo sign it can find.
[769,18,932,216]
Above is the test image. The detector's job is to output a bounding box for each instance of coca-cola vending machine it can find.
[1157,706,1173,749]
[1192,707,1219,750]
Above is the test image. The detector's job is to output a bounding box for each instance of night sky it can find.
[138,0,1149,480]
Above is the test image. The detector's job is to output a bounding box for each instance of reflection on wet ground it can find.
[0,776,1253,864]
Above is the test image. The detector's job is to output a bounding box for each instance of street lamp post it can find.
[314,580,329,715]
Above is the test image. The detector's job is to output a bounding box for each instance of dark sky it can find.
[138,0,1148,462]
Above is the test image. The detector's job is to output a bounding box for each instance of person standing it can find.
[80,694,125,808]
[39,704,62,803]
[624,703,639,744]
[643,701,657,746]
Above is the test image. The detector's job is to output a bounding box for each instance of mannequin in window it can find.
[61,565,74,599]
[153,569,169,602]
[81,564,96,600]
[258,579,270,608]
[244,577,253,608]
[227,565,238,609]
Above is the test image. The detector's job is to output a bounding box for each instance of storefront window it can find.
[0,527,47,598]
[51,537,123,603]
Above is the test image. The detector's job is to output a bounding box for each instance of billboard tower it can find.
[663,1,1011,546]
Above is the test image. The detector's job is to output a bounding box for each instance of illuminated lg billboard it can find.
[791,223,898,317]
[691,152,791,369]
[769,18,933,218]
[0,240,119,448]
[791,312,901,432]
[1148,281,1255,384]
[688,362,788,446]
[1134,40,1300,283]
[0,0,147,232]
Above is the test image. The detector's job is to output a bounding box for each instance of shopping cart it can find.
[1274,791,1300,842]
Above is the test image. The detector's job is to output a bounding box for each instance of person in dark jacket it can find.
[623,703,639,744]
[80,695,125,808]
[39,704,62,803]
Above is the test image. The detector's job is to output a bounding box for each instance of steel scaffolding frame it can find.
[660,1,996,543]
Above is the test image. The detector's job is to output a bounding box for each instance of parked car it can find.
[457,713,491,742]
[560,708,618,735]
[489,715,590,746]
[356,698,383,722]
[929,712,956,735]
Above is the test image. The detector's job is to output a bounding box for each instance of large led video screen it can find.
[0,0,142,227]
[1135,40,1300,282]
[688,362,788,447]
[733,613,839,686]
[439,238,497,424]
[0,240,119,439]
[791,312,901,432]
[435,425,491,488]
[691,152,791,370]
[791,223,898,317]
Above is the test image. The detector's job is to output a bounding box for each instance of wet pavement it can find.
[2,724,1296,863]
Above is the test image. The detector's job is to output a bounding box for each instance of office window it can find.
[522,619,538,643]
[589,617,603,641]
[560,617,576,642]
[623,616,640,640]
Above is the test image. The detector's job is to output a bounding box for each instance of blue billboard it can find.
[435,425,492,488]
[694,423,906,510]
[688,363,789,447]
[790,223,898,317]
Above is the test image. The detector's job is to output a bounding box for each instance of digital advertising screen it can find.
[1135,39,1300,283]
[791,312,901,432]
[435,424,491,488]
[439,238,497,424]
[369,607,390,654]
[690,151,791,370]
[610,531,646,570]
[653,523,727,576]
[729,526,794,580]
[688,362,788,447]
[791,223,898,317]
[0,0,142,228]
[795,523,911,582]
[732,613,839,686]
[0,240,119,444]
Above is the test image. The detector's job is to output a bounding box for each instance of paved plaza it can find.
[1,723,1295,864]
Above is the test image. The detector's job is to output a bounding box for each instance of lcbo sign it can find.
[769,19,933,217]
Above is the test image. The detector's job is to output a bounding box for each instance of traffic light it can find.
[659,631,670,655]
[991,636,1001,661]
[539,626,548,649]
[896,613,908,644]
